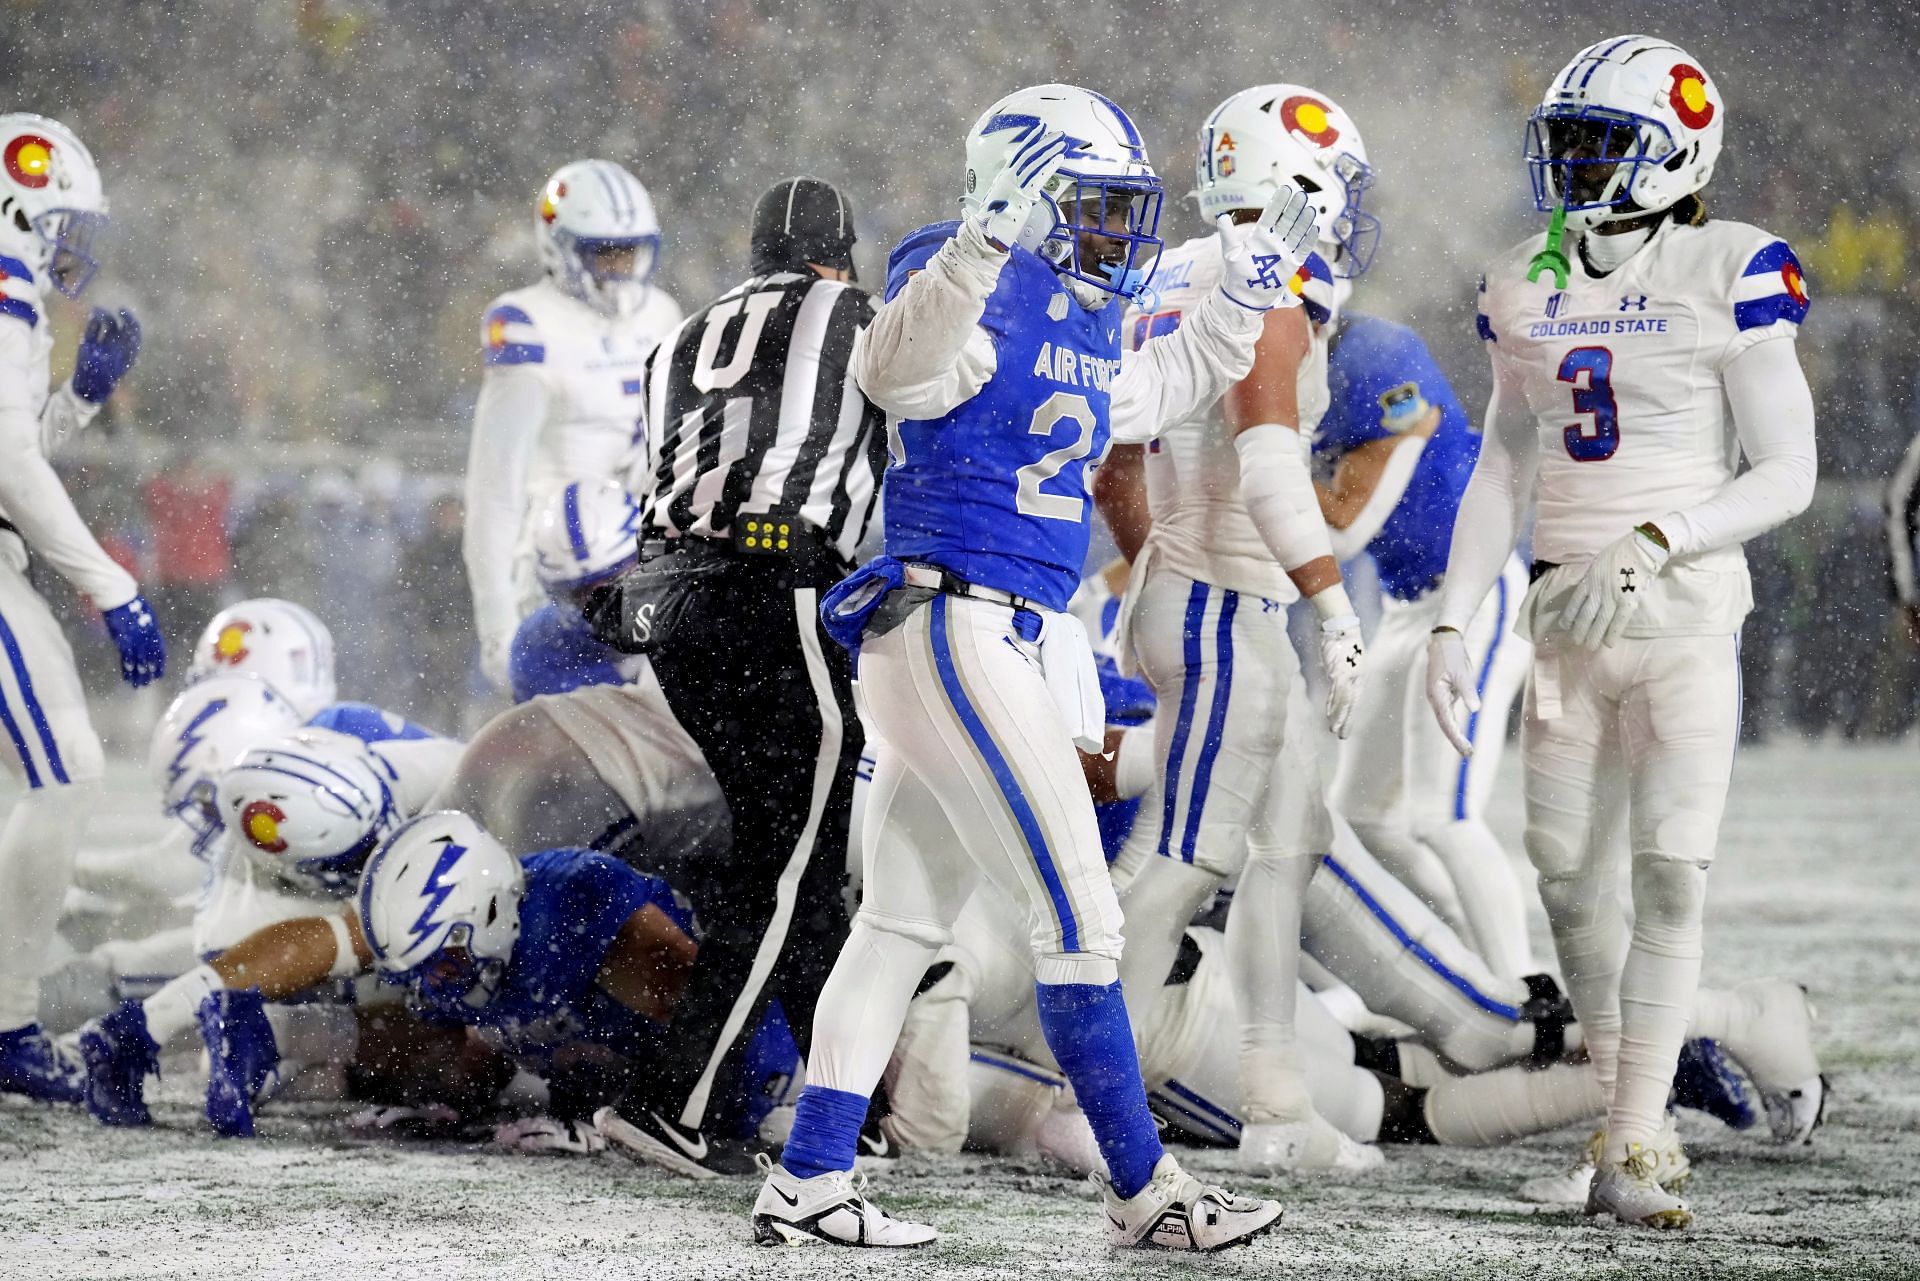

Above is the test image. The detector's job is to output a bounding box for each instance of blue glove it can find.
[102,595,165,687]
[71,307,142,404]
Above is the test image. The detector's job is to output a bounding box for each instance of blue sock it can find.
[781,1084,869,1179]
[1035,979,1165,1199]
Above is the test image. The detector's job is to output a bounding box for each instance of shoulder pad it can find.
[482,299,545,366]
[884,221,962,302]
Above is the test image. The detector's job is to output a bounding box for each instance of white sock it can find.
[1606,857,1706,1162]
[0,783,94,1030]
[1424,1062,1606,1147]
[1227,850,1317,1122]
[805,916,941,1095]
[1535,869,1628,1101]
[144,963,225,1052]
[264,1002,359,1069]
[1115,856,1219,1036]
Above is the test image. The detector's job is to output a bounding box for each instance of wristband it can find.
[326,912,363,978]
[1307,582,1355,623]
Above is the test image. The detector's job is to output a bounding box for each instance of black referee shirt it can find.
[636,271,886,565]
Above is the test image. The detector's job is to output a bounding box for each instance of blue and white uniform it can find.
[1315,314,1535,977]
[508,603,627,701]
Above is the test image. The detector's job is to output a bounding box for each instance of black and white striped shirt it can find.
[636,271,885,565]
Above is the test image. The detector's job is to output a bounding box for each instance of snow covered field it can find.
[4,741,1917,1280]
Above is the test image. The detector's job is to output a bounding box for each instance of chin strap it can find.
[1527,201,1571,289]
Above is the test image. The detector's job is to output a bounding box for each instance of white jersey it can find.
[465,278,682,649]
[1124,234,1337,601]
[0,233,136,607]
[192,729,462,955]
[1478,218,1808,633]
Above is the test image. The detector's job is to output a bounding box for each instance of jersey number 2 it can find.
[1557,346,1619,462]
[1016,392,1098,521]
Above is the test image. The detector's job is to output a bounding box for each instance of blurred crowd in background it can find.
[6,0,1919,743]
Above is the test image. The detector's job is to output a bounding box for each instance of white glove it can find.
[494,1115,608,1156]
[1217,184,1321,311]
[1318,612,1365,739]
[1556,525,1671,650]
[480,628,514,690]
[1425,627,1479,758]
[970,122,1074,251]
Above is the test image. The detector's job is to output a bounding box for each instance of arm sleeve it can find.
[0,321,137,607]
[1233,422,1336,573]
[1109,288,1266,445]
[1887,430,1920,605]
[40,383,101,455]
[1656,335,1816,557]
[462,365,549,649]
[1327,435,1429,562]
[1436,351,1535,631]
[850,221,1004,420]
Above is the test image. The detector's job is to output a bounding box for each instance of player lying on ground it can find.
[1428,36,1819,1229]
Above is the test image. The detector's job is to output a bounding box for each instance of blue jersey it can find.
[305,702,439,744]
[881,223,1125,612]
[509,603,624,702]
[411,848,692,1065]
[1315,315,1482,601]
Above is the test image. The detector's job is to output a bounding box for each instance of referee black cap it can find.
[751,176,857,280]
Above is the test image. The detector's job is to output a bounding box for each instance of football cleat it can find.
[198,989,280,1138]
[751,1154,938,1248]
[495,1115,607,1155]
[598,1105,749,1180]
[1764,1074,1828,1147]
[77,1001,159,1126]
[1717,978,1827,1144]
[1094,1153,1283,1252]
[854,1112,901,1173]
[344,1103,466,1140]
[1520,1120,1689,1205]
[1672,1037,1757,1130]
[0,1022,86,1104]
[1237,1115,1385,1177]
[1586,1143,1692,1230]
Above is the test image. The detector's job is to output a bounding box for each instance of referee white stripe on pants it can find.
[0,553,105,1029]
[857,593,1123,982]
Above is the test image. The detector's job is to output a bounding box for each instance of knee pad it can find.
[1628,854,1708,946]
[854,906,954,952]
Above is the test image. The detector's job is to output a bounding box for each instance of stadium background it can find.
[7,0,1917,742]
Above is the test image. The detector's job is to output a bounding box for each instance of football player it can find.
[0,114,162,1103]
[1099,83,1377,1176]
[1428,37,1820,1228]
[770,83,1313,1251]
[465,161,681,690]
[509,478,644,702]
[1314,313,1536,979]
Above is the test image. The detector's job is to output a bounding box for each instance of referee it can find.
[591,176,885,1174]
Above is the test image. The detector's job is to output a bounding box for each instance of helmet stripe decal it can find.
[1084,88,1144,154]
[407,840,469,951]
[590,163,627,227]
[237,762,362,814]
[1575,35,1644,90]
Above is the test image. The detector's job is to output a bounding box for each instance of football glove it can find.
[1557,525,1671,650]
[1318,612,1366,739]
[1426,627,1479,758]
[72,307,142,404]
[971,123,1074,251]
[102,594,165,687]
[1218,184,1320,311]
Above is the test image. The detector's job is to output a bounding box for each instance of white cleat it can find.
[750,1156,938,1248]
[1517,1130,1604,1206]
[1095,1153,1283,1253]
[1035,1103,1107,1177]
[1586,1143,1692,1230]
[1237,1116,1384,1176]
[1719,978,1827,1145]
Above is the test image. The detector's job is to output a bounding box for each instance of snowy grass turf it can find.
[4,741,1918,1279]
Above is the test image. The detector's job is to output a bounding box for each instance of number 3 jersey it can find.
[1121,233,1336,604]
[1477,218,1809,630]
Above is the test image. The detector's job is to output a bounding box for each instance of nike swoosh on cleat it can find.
[774,1185,800,1207]
[652,1112,708,1161]
[859,1132,892,1158]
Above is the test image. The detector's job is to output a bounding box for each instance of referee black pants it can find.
[640,552,859,1132]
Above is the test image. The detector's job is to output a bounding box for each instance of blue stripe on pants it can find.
[1177,589,1237,861]
[1319,853,1522,1020]
[1454,573,1508,821]
[928,595,1080,952]
[1156,581,1210,859]
[0,668,41,788]
[0,605,63,784]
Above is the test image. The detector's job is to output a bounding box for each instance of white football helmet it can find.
[531,479,643,597]
[358,811,525,1011]
[1526,36,1724,230]
[148,674,304,859]
[187,598,338,718]
[0,113,107,298]
[959,84,1164,300]
[1194,85,1379,278]
[536,159,661,318]
[218,730,400,895]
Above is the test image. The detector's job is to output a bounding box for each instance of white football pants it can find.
[1522,630,1738,1162]
[1331,555,1534,978]
[0,556,105,1030]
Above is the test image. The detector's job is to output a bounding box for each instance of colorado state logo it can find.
[539,180,566,224]
[3,134,53,189]
[1782,258,1808,306]
[1667,64,1715,129]
[212,621,252,666]
[241,800,289,853]
[1279,96,1340,147]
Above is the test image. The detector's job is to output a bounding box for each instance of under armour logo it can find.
[1245,253,1289,292]
[1619,294,1648,311]
[1618,567,1637,593]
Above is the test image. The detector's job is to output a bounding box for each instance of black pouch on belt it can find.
[586,553,730,655]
